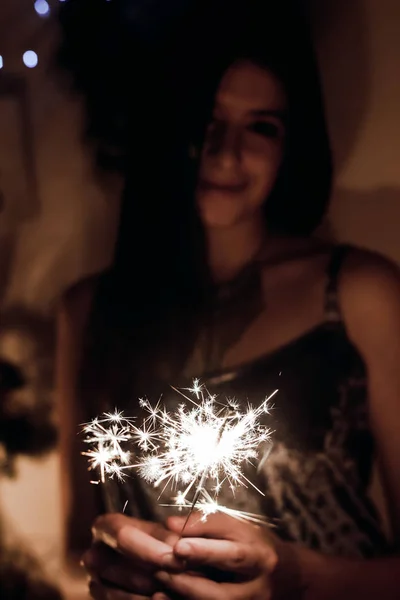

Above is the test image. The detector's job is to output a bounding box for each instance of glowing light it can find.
[135,383,276,528]
[0,56,3,69]
[23,51,38,68]
[81,381,276,527]
[34,0,50,16]
[162,489,269,525]
[81,410,139,483]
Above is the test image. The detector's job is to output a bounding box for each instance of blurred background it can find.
[0,0,399,598]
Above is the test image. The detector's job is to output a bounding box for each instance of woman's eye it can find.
[249,121,280,138]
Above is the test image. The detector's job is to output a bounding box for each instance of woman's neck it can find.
[206,216,266,284]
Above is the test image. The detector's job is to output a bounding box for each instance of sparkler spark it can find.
[81,409,138,483]
[81,382,277,525]
[135,382,277,525]
[161,489,270,526]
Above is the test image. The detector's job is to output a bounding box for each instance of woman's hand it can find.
[152,512,279,600]
[82,513,184,599]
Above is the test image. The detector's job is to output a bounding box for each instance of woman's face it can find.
[196,60,287,230]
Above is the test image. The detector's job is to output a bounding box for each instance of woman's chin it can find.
[198,198,243,229]
[201,212,241,229]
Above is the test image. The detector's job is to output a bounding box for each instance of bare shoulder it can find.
[340,246,400,356]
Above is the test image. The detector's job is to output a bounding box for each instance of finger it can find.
[155,570,268,600]
[92,515,182,568]
[88,578,106,600]
[167,513,252,541]
[83,543,124,571]
[83,543,184,595]
[94,514,179,546]
[86,566,156,597]
[173,538,264,573]
[83,544,158,595]
[89,577,151,600]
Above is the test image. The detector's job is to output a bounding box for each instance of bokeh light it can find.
[0,56,3,69]
[23,51,39,69]
[34,0,50,16]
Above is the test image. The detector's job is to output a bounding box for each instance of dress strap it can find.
[324,244,352,322]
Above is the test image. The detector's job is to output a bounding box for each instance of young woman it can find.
[57,1,400,598]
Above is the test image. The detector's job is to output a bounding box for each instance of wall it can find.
[310,0,400,260]
[0,1,399,598]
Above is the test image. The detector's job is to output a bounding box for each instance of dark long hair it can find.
[58,0,332,414]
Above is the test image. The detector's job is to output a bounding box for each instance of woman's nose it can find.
[207,123,242,170]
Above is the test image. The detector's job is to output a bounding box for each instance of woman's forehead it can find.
[215,60,287,114]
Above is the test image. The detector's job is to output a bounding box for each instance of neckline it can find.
[201,321,341,384]
[213,257,261,304]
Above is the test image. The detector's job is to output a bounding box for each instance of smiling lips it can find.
[199,179,247,194]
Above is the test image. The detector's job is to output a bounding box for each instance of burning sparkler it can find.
[136,380,276,528]
[81,380,277,526]
[81,409,137,484]
[163,489,270,526]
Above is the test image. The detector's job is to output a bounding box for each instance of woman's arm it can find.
[342,249,400,544]
[55,277,99,558]
[297,248,400,599]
